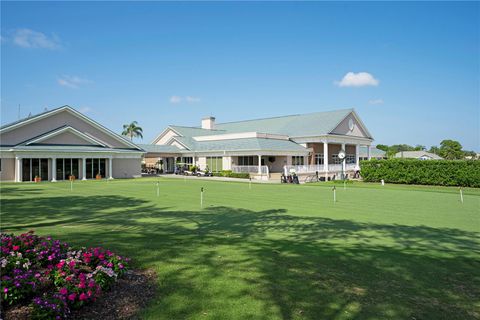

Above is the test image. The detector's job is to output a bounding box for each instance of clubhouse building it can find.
[0,106,144,182]
[142,108,375,180]
[0,106,376,182]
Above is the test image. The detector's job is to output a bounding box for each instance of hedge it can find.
[212,170,250,179]
[360,159,480,187]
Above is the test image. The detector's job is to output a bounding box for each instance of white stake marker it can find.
[249,178,252,190]
[156,182,159,197]
[200,187,204,208]
[381,179,385,186]
[460,188,464,203]
[333,186,336,203]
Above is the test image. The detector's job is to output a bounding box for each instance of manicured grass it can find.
[1,178,479,319]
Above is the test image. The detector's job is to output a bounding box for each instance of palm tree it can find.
[122,121,143,141]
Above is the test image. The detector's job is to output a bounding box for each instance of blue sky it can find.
[1,2,479,150]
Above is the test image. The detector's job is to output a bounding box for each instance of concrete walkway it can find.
[144,174,280,184]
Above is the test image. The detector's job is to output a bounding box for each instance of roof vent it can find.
[202,116,215,130]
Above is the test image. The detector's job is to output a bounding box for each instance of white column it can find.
[82,157,87,180]
[323,142,329,179]
[355,144,360,170]
[367,145,372,160]
[342,143,346,174]
[303,155,308,167]
[15,157,22,182]
[108,157,113,179]
[51,157,57,182]
[258,155,262,174]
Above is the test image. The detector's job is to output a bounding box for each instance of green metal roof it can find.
[173,137,308,153]
[137,144,183,153]
[169,126,227,137]
[3,145,144,153]
[215,108,354,137]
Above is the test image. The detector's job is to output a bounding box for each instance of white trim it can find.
[24,126,109,147]
[193,132,289,142]
[164,137,190,150]
[151,126,182,144]
[0,106,142,150]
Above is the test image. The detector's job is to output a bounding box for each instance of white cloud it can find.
[185,96,201,103]
[57,75,92,89]
[12,28,61,49]
[170,95,201,104]
[169,96,182,104]
[79,106,92,114]
[369,98,384,105]
[335,72,379,87]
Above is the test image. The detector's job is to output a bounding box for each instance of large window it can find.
[346,154,356,164]
[314,154,324,165]
[206,157,223,172]
[86,158,107,179]
[332,154,342,164]
[238,156,256,166]
[21,158,48,181]
[181,157,193,165]
[292,156,304,166]
[56,159,80,180]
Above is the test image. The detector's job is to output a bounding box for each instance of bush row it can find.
[360,159,480,187]
[212,170,250,179]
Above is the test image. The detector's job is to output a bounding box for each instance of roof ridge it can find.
[0,105,70,130]
[216,108,354,126]
[169,125,226,131]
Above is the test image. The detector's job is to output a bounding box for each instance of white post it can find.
[82,157,87,180]
[108,157,113,179]
[15,157,22,182]
[460,188,464,203]
[355,144,360,169]
[51,157,57,182]
[367,146,372,160]
[258,155,262,174]
[323,142,329,180]
[341,143,346,176]
[333,186,336,203]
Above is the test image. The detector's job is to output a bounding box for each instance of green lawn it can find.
[1,178,479,319]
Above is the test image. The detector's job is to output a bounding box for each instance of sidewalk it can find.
[152,174,280,184]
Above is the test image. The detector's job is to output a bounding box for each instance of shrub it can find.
[212,170,250,179]
[1,231,130,319]
[360,159,480,187]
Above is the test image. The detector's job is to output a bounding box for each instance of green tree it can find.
[439,140,463,160]
[429,146,440,155]
[376,144,389,152]
[414,145,426,151]
[122,121,143,141]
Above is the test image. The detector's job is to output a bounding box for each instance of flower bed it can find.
[1,231,130,319]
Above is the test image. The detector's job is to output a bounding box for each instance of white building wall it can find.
[197,156,207,170]
[222,156,232,170]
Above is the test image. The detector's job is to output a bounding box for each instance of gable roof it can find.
[214,108,370,138]
[19,125,108,147]
[0,105,143,150]
[395,151,444,160]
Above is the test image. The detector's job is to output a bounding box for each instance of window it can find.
[86,158,107,179]
[21,158,48,181]
[238,156,255,166]
[332,154,342,164]
[206,157,223,172]
[346,154,356,164]
[292,156,304,165]
[182,157,193,165]
[0,159,2,172]
[314,154,324,165]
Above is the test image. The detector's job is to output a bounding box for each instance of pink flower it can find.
[65,276,72,282]
[98,254,105,260]
[3,288,8,293]
[107,262,113,268]
[68,293,76,301]
[12,245,20,251]
[79,293,88,301]
[87,290,93,297]
[118,264,124,269]
[56,261,65,269]
[59,287,68,295]
[78,282,86,289]
[88,281,96,288]
[68,260,76,268]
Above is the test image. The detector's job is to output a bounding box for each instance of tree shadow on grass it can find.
[2,196,479,319]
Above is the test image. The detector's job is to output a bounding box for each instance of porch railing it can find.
[232,165,269,175]
[283,165,324,175]
[283,164,359,175]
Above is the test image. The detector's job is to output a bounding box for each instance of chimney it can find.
[202,116,215,130]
